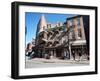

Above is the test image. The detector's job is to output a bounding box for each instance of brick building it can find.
[35,14,89,60]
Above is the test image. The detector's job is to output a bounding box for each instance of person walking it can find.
[79,50,82,61]
[66,50,70,59]
[64,50,67,60]
[72,50,75,60]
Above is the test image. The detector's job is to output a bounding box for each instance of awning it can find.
[70,40,86,46]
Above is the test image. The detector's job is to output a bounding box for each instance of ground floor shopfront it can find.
[35,44,89,60]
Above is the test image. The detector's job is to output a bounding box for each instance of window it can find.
[43,26,45,30]
[78,28,82,39]
[69,28,75,40]
[69,19,74,27]
[77,18,81,27]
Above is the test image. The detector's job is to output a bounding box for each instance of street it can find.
[25,57,89,68]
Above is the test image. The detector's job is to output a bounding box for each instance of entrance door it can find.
[56,49,62,57]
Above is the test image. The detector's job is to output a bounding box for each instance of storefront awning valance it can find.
[70,40,86,46]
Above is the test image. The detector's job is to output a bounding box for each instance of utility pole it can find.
[68,29,72,59]
[66,21,72,59]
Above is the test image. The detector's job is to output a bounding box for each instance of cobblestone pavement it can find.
[25,57,89,68]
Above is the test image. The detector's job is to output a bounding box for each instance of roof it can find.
[67,15,82,20]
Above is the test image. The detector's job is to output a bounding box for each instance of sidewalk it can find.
[25,57,89,68]
[26,57,89,64]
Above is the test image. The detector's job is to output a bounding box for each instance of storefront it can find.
[70,40,88,60]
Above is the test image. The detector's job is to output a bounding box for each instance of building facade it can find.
[35,14,89,60]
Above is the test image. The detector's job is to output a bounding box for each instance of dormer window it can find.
[47,24,51,29]
[43,26,45,30]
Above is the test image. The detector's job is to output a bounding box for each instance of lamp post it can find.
[66,21,72,60]
[68,29,72,59]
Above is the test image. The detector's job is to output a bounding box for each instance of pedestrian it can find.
[64,50,67,59]
[79,50,82,61]
[72,50,75,60]
[66,50,70,59]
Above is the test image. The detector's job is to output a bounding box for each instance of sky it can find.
[25,12,77,44]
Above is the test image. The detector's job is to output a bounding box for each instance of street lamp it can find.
[66,21,72,60]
